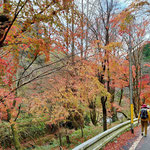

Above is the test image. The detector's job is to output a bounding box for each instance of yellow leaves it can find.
[99,42,122,52]
[119,23,127,32]
[51,105,69,123]
[60,89,79,108]
[92,77,111,100]
[76,71,111,106]
[125,14,134,24]
[107,42,122,50]
[24,97,49,116]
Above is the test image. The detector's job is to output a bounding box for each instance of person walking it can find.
[138,104,150,137]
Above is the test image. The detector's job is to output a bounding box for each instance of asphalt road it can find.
[135,127,150,150]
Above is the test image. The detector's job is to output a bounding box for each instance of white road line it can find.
[129,126,150,150]
[129,135,143,150]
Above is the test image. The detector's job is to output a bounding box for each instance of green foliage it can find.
[33,121,120,150]
[33,125,103,150]
[143,43,150,62]
[33,145,52,150]
[19,122,46,139]
[84,114,90,126]
[0,122,12,149]
[0,119,48,149]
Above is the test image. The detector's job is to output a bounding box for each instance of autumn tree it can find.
[106,0,150,118]
[87,0,123,131]
[0,0,76,149]
[22,59,110,146]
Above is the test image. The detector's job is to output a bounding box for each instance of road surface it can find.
[128,126,150,150]
[135,127,150,150]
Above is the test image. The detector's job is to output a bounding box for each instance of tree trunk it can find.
[11,124,23,150]
[119,88,123,106]
[111,108,118,122]
[66,8,69,53]
[7,109,22,150]
[98,71,107,131]
[133,78,138,118]
[135,67,140,113]
[89,101,97,126]
[90,109,97,126]
[101,96,107,131]
[81,126,84,137]
[81,0,84,58]
[110,87,117,122]
[97,0,114,132]
[85,0,89,59]
[58,133,62,147]
[66,135,71,144]
[133,96,138,118]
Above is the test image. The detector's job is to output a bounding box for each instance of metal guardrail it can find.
[73,118,138,150]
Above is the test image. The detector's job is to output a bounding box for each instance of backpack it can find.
[140,108,148,119]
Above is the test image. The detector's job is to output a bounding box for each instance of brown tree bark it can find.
[119,88,124,106]
[89,99,98,126]
[7,109,23,150]
[101,96,107,131]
